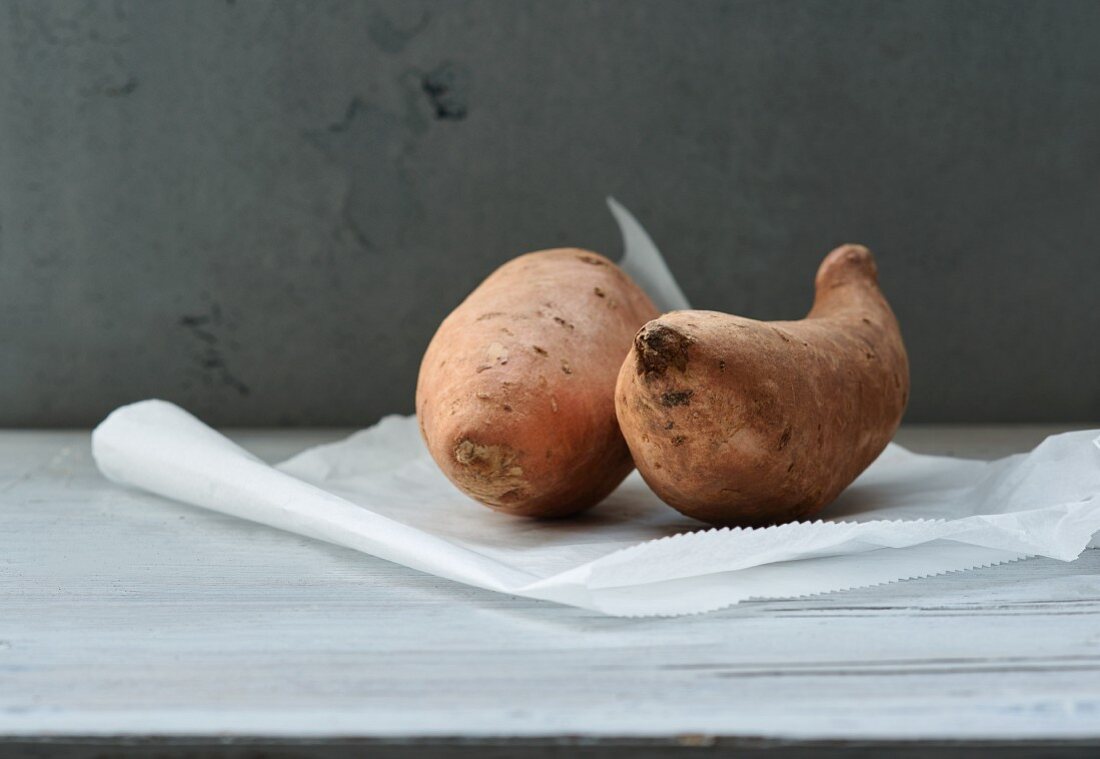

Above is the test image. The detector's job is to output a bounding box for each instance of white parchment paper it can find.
[91,202,1100,617]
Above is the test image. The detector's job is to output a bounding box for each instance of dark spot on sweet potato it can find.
[578,255,606,266]
[532,345,548,356]
[476,312,504,321]
[671,435,687,446]
[660,389,694,407]
[858,336,878,360]
[635,323,694,378]
[560,359,573,375]
[787,461,795,473]
[593,287,605,298]
[552,316,574,330]
[454,439,520,475]
[451,442,529,508]
[498,488,525,503]
[778,426,792,450]
[664,420,675,430]
[718,360,726,371]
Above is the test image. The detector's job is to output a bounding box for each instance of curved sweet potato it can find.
[417,248,659,517]
[615,244,909,527]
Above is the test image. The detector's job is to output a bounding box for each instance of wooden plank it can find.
[2,425,1099,744]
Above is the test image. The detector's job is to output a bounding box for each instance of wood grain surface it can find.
[3,425,1099,754]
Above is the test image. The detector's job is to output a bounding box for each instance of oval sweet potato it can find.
[417,248,659,517]
[615,244,909,527]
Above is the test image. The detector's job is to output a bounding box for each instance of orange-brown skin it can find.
[417,248,659,517]
[615,245,909,527]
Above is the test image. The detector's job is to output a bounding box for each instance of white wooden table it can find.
[4,425,1100,757]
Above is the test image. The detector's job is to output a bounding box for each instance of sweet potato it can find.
[417,248,659,517]
[615,244,909,527]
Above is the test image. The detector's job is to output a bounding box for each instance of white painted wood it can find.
[3,426,1100,742]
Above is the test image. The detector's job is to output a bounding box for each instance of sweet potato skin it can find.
[615,245,909,527]
[417,248,659,517]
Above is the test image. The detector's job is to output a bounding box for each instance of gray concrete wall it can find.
[1,0,1098,426]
